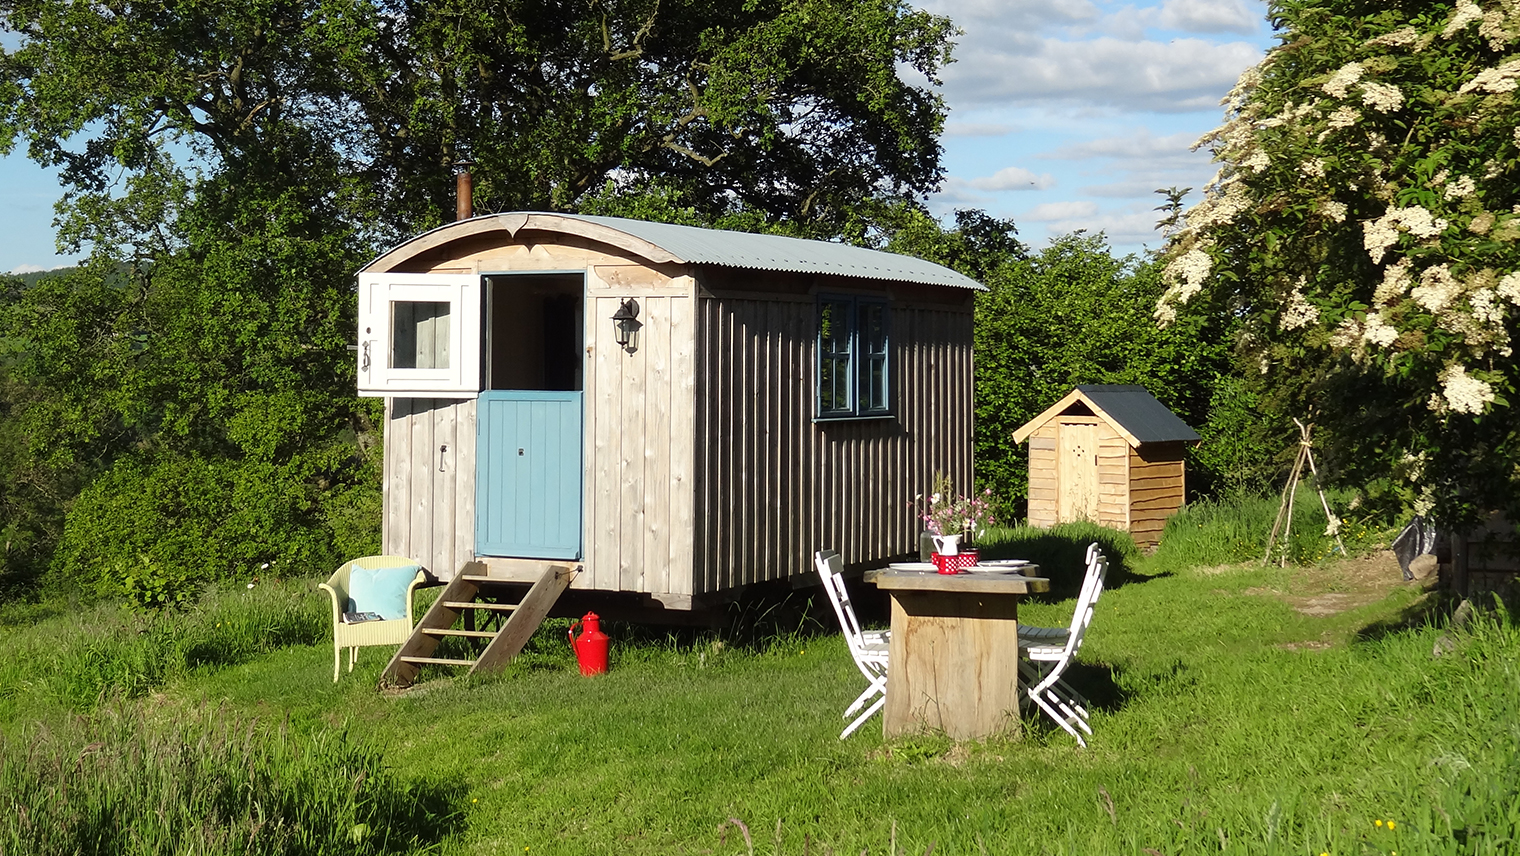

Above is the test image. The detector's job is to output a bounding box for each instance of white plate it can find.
[887,562,937,572]
[962,565,1023,574]
[978,559,1030,567]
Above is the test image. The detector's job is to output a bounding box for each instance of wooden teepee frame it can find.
[1263,418,1347,566]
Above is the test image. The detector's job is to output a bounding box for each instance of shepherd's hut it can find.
[355,211,981,678]
[1012,385,1199,548]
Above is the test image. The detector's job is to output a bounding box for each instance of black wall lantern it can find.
[611,298,641,354]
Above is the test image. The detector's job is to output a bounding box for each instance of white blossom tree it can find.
[1161,0,1520,525]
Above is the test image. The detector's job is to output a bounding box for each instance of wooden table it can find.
[864,568,1049,741]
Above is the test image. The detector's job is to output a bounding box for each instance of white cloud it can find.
[944,122,1017,137]
[8,263,46,274]
[966,166,1057,191]
[924,0,1100,32]
[1081,179,1190,198]
[1022,200,1099,221]
[1158,0,1261,35]
[930,184,994,208]
[1029,205,1169,247]
[945,36,1263,111]
[1042,128,1201,164]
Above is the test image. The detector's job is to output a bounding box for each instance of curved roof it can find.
[363,211,985,291]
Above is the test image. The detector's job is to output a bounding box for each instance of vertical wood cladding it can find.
[383,397,476,580]
[582,293,696,596]
[692,292,974,594]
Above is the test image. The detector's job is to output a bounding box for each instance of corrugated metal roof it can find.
[1077,385,1201,444]
[550,214,985,290]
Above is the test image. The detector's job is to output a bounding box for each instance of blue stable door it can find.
[475,391,583,559]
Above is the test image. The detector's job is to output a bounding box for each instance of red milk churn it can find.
[568,612,609,676]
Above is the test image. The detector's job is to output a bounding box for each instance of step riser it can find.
[380,561,573,690]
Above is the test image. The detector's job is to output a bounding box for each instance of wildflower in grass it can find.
[1388,821,1396,830]
[1376,819,1384,827]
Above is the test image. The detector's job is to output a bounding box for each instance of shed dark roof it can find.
[1075,385,1200,444]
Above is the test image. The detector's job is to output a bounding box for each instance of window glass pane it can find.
[819,300,851,356]
[819,299,853,413]
[862,356,887,412]
[391,300,451,369]
[861,303,888,355]
[857,302,888,413]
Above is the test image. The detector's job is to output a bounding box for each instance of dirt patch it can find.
[1196,562,1257,576]
[1278,639,1334,651]
[1257,550,1428,617]
[1290,591,1380,616]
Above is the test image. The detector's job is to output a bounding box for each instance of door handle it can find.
[361,340,371,372]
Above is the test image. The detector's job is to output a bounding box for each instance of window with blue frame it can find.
[817,295,891,418]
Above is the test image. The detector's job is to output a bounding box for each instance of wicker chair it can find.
[318,556,429,682]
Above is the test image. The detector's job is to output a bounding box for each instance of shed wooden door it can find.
[476,391,583,559]
[1058,421,1100,522]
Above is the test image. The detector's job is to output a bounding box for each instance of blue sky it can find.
[0,0,1275,274]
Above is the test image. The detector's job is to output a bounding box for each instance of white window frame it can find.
[357,272,482,398]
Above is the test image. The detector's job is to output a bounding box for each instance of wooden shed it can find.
[1012,385,1199,548]
[356,211,981,616]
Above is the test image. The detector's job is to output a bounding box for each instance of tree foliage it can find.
[0,0,957,597]
[1159,0,1520,525]
[0,0,955,244]
[891,222,1239,517]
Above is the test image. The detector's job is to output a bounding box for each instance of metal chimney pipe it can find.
[455,161,475,221]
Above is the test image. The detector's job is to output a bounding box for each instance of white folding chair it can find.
[815,550,890,739]
[1020,544,1108,747]
[1017,542,1103,648]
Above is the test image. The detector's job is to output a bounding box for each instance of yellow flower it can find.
[1388,821,1396,831]
[1376,820,1384,827]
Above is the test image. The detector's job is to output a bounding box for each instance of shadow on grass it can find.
[1021,660,1131,744]
[1354,589,1451,643]
[977,525,1160,602]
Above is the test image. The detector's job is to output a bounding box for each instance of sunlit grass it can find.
[0,492,1512,854]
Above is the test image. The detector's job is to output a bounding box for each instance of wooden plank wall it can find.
[383,397,476,579]
[691,291,974,594]
[583,291,696,596]
[1095,423,1129,529]
[381,236,697,594]
[1128,442,1186,548]
[1026,423,1059,527]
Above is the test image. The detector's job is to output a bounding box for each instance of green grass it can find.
[0,495,1515,854]
[0,704,459,855]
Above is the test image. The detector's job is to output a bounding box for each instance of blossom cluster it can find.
[1157,0,1520,427]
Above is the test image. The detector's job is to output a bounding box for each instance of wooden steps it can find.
[380,561,575,689]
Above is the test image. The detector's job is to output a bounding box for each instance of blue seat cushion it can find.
[346,564,419,621]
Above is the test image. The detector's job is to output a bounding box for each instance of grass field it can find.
[0,495,1516,855]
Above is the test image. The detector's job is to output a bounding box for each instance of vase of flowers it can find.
[915,474,996,573]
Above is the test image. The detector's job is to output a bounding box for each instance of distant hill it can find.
[5,266,79,287]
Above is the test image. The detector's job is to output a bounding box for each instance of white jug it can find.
[931,533,962,556]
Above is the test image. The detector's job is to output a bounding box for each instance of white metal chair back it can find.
[818,550,869,656]
[1022,543,1108,747]
[815,549,890,739]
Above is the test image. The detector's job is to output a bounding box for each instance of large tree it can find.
[1159,0,1520,525]
[0,0,955,246]
[0,0,956,597]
